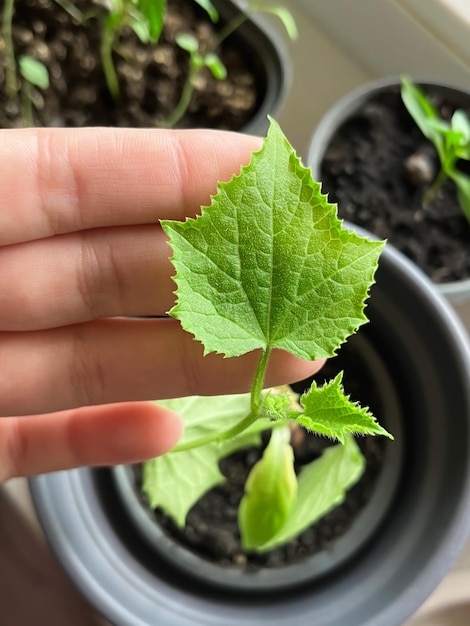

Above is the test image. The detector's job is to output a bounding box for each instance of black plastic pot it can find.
[307,76,470,304]
[29,242,470,626]
[214,0,291,136]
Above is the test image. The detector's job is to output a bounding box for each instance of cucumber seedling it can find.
[142,118,391,552]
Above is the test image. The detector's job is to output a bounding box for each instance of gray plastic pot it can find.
[307,76,470,306]
[110,332,404,593]
[29,241,470,626]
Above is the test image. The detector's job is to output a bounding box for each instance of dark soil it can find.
[319,84,470,284]
[139,340,388,571]
[0,0,261,129]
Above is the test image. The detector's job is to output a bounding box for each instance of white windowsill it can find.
[294,0,470,85]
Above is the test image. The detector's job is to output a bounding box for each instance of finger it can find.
[0,127,262,246]
[0,402,183,482]
[0,318,324,417]
[0,225,175,330]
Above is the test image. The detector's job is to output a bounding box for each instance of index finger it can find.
[0,127,262,246]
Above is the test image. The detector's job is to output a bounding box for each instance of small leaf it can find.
[261,6,298,39]
[130,19,150,43]
[193,0,219,22]
[162,118,384,361]
[295,372,393,443]
[427,117,452,135]
[175,32,199,52]
[401,76,444,161]
[204,53,227,80]
[18,56,50,90]
[451,109,470,145]
[256,435,365,551]
[239,426,297,550]
[262,390,293,421]
[136,0,166,42]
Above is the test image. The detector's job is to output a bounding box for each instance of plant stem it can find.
[160,8,248,128]
[173,407,257,452]
[21,83,33,126]
[214,10,247,47]
[3,0,17,101]
[173,348,272,453]
[423,167,448,206]
[53,0,84,23]
[100,23,120,101]
[162,56,199,128]
[250,348,271,413]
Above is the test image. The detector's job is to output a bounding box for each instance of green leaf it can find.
[451,109,470,146]
[18,56,50,90]
[295,372,393,443]
[175,32,199,52]
[261,389,294,421]
[192,0,219,22]
[136,0,166,42]
[204,53,227,80]
[156,393,251,447]
[400,76,445,161]
[260,5,298,39]
[142,393,267,526]
[238,426,297,550]
[130,18,150,43]
[255,435,365,551]
[143,444,224,527]
[162,118,384,361]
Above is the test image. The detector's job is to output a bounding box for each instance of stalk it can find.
[423,167,448,206]
[53,0,84,23]
[173,348,271,452]
[100,18,121,101]
[20,82,33,126]
[3,0,17,101]
[214,10,247,47]
[162,56,200,128]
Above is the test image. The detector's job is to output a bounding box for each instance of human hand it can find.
[0,127,324,482]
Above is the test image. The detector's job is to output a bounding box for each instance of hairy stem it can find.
[3,0,17,101]
[250,348,271,413]
[173,348,271,452]
[423,167,448,206]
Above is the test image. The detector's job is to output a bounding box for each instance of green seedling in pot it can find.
[401,75,470,223]
[97,0,218,101]
[98,0,167,101]
[2,0,83,117]
[142,118,392,552]
[162,0,297,128]
[162,32,227,128]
